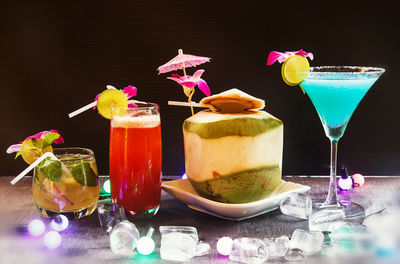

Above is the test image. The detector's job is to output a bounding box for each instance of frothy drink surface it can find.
[111,114,160,128]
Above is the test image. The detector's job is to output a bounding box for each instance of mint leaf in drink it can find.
[31,138,40,148]
[15,147,39,159]
[41,132,60,150]
[38,157,62,182]
[71,161,98,186]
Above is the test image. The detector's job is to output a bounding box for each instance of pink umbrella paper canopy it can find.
[157,49,211,75]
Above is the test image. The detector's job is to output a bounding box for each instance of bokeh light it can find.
[50,215,69,232]
[137,236,155,255]
[43,231,62,249]
[28,219,45,236]
[352,173,365,187]
[217,237,233,256]
[103,179,111,193]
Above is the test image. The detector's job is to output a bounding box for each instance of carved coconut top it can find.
[200,88,265,113]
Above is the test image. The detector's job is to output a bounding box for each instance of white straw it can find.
[168,101,210,108]
[10,152,58,185]
[68,101,96,118]
[68,85,116,118]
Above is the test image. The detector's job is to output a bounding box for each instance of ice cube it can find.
[289,229,324,255]
[159,226,198,243]
[284,248,306,261]
[280,192,312,219]
[309,207,346,231]
[263,236,289,259]
[229,237,268,264]
[160,232,197,262]
[109,220,140,256]
[194,241,211,256]
[98,203,127,233]
[330,224,376,257]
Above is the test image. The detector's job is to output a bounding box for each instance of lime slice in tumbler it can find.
[20,138,53,165]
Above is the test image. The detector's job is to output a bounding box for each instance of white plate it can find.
[162,179,310,221]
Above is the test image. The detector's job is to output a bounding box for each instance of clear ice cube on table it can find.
[289,229,324,255]
[284,248,306,261]
[98,203,127,233]
[263,236,289,259]
[309,207,346,231]
[280,192,312,219]
[160,232,198,262]
[330,224,376,257]
[229,237,268,264]
[159,226,199,243]
[194,241,211,256]
[109,220,140,256]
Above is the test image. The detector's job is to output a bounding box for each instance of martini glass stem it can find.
[325,139,339,206]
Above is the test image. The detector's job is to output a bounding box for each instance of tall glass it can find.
[109,103,162,219]
[300,66,384,222]
[33,147,99,220]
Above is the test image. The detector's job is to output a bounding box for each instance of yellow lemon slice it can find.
[21,138,53,165]
[281,55,310,86]
[97,89,128,119]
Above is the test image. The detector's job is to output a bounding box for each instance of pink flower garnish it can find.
[24,129,64,144]
[6,130,64,154]
[6,144,22,154]
[121,85,137,98]
[94,85,138,109]
[267,49,314,65]
[167,69,211,96]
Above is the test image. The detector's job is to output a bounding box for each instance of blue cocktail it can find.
[300,66,385,222]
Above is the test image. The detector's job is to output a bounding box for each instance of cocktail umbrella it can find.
[158,49,211,115]
[157,49,211,75]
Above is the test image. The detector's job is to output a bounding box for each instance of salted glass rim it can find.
[300,66,385,79]
[52,147,95,161]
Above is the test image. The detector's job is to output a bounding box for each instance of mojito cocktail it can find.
[33,147,99,219]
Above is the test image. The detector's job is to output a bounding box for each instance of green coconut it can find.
[183,108,283,204]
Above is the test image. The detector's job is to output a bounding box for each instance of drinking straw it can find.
[68,85,116,118]
[168,101,217,112]
[10,152,58,185]
[68,101,97,118]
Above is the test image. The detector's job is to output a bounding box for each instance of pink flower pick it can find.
[167,69,211,97]
[6,130,64,154]
[267,49,314,65]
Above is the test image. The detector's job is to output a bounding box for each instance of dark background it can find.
[1,0,399,176]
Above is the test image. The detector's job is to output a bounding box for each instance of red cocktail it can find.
[109,103,162,219]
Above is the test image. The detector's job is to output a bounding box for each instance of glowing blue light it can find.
[103,179,111,193]
[43,231,62,249]
[50,215,69,232]
[182,173,187,179]
[137,237,155,255]
[217,237,233,256]
[28,219,45,236]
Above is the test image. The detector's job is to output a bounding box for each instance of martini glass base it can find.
[310,201,365,231]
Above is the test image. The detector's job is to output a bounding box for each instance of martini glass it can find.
[300,66,385,224]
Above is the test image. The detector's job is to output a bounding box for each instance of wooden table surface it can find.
[0,176,399,264]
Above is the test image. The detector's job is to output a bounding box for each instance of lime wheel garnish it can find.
[281,54,310,86]
[20,138,53,165]
[96,89,128,119]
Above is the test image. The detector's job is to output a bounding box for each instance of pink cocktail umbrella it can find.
[158,49,211,115]
[157,49,211,75]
